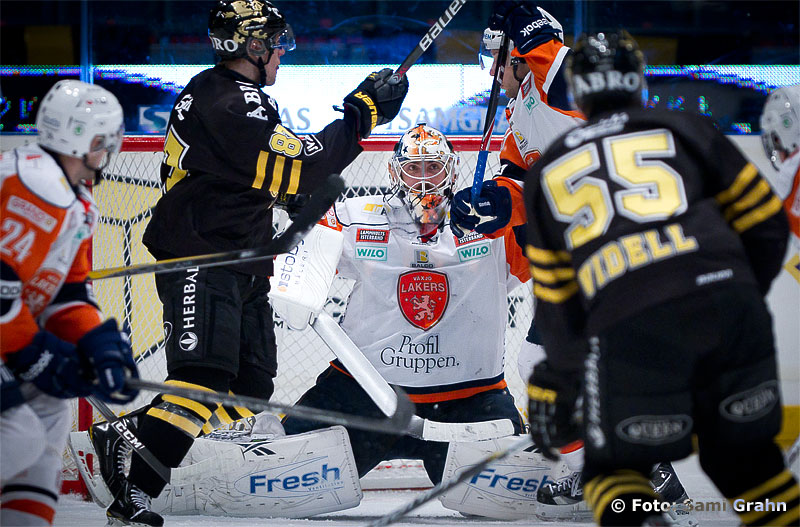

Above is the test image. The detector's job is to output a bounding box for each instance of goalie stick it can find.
[367,436,534,527]
[87,174,345,280]
[312,311,516,442]
[389,0,467,84]
[127,377,415,437]
[470,33,509,207]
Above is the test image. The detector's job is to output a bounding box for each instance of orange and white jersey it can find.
[319,195,530,403]
[767,151,800,244]
[0,144,103,359]
[500,40,585,173]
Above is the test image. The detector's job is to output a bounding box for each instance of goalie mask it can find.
[36,80,124,184]
[208,0,295,86]
[760,85,800,170]
[386,124,459,239]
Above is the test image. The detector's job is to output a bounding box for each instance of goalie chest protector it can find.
[329,195,525,395]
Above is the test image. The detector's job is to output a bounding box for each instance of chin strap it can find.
[245,51,271,87]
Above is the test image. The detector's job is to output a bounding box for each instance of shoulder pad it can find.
[12,145,76,208]
[342,195,389,225]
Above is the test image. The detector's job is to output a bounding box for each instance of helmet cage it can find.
[386,126,459,227]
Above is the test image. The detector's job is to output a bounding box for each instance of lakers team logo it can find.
[397,270,449,330]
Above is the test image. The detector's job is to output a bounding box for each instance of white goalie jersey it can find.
[321,195,530,403]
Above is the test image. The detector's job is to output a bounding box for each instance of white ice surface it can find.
[52,454,752,527]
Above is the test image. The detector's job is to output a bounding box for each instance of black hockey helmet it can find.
[208,0,295,60]
[567,30,646,117]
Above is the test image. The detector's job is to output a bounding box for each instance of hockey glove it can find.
[77,318,140,403]
[527,360,582,460]
[275,192,310,220]
[344,68,409,139]
[7,331,94,399]
[450,180,512,238]
[488,1,563,54]
[1,362,25,412]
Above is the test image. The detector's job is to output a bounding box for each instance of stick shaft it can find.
[368,436,533,527]
[128,378,414,436]
[471,34,510,206]
[389,0,467,83]
[86,396,173,484]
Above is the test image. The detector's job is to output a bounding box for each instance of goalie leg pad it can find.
[152,425,362,518]
[439,436,571,520]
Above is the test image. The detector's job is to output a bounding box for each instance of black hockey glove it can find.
[527,360,582,460]
[450,180,512,238]
[344,68,409,139]
[77,318,140,404]
[488,1,563,54]
[274,192,310,220]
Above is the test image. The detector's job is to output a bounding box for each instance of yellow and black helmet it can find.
[208,0,295,60]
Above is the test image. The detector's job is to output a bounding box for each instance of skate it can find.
[535,470,592,521]
[106,480,164,527]
[90,420,133,503]
[649,462,698,527]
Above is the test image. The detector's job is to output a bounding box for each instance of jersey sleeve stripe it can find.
[533,280,579,303]
[252,151,269,189]
[542,45,570,95]
[287,159,302,194]
[722,179,771,221]
[716,163,758,205]
[530,264,575,283]
[732,195,784,233]
[525,244,571,264]
[269,156,285,194]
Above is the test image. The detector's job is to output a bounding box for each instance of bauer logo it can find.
[457,242,491,262]
[719,380,779,422]
[615,414,692,445]
[235,457,343,497]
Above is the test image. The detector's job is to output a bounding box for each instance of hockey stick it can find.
[470,33,509,207]
[787,435,800,467]
[127,378,415,436]
[87,174,345,280]
[367,436,533,527]
[312,311,515,442]
[86,396,173,484]
[389,0,467,84]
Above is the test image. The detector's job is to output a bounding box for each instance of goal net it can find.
[63,135,535,493]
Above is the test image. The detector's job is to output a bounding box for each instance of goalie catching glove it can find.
[344,68,409,139]
[527,360,581,460]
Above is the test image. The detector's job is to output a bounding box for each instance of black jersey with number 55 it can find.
[523,108,789,373]
[142,65,362,276]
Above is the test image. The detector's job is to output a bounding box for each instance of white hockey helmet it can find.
[387,124,460,232]
[479,28,512,70]
[36,80,124,159]
[760,84,800,170]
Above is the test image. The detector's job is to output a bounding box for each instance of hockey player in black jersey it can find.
[90,1,408,525]
[523,31,798,526]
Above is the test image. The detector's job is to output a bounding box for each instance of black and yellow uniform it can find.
[525,107,796,526]
[128,64,363,498]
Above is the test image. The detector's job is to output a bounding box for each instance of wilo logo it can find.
[457,242,490,262]
[355,245,387,261]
